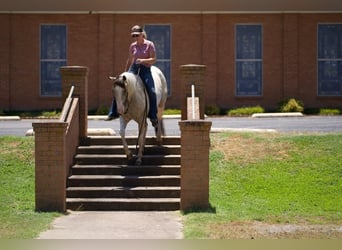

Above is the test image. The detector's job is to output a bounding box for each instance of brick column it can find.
[180,64,207,120]
[179,120,212,211]
[60,66,89,139]
[33,122,68,212]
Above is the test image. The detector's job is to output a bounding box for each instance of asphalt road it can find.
[0,116,342,136]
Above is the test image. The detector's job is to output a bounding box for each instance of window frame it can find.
[39,24,67,97]
[235,23,263,97]
[144,24,172,96]
[317,23,342,97]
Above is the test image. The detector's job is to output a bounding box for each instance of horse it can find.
[109,66,168,165]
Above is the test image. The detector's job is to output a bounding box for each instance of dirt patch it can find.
[211,133,291,165]
[208,221,342,239]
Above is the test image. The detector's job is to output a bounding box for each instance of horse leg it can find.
[119,117,133,161]
[135,120,147,166]
[155,108,164,146]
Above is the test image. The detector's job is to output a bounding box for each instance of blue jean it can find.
[109,64,157,120]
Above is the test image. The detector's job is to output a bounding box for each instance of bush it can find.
[319,108,341,116]
[227,106,264,117]
[279,98,304,113]
[41,110,60,117]
[205,104,221,116]
[163,109,181,115]
[95,105,109,115]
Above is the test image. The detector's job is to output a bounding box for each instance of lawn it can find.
[184,132,342,239]
[0,136,60,239]
[1,133,341,239]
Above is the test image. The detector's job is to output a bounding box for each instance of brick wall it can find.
[0,13,341,111]
[33,122,68,211]
[179,120,212,211]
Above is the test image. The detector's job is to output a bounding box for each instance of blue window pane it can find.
[318,25,342,59]
[235,24,262,96]
[40,61,66,96]
[236,61,262,96]
[318,24,342,96]
[318,61,342,96]
[144,24,171,95]
[144,25,171,59]
[41,25,67,60]
[236,25,262,59]
[40,24,67,96]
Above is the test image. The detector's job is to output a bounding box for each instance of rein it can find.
[115,74,149,155]
[114,80,129,114]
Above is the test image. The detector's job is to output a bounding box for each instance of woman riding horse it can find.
[106,25,158,128]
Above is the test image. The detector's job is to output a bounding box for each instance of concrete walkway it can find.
[37,211,183,239]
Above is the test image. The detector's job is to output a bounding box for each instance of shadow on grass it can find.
[181,203,217,215]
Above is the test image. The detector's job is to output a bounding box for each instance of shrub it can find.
[96,105,109,115]
[205,104,221,116]
[41,110,61,117]
[163,109,181,115]
[319,108,341,116]
[279,98,304,113]
[227,106,264,117]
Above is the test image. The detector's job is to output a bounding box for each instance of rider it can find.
[106,25,158,128]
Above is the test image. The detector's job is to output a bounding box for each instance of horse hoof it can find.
[127,151,133,160]
[135,159,142,166]
[156,139,163,146]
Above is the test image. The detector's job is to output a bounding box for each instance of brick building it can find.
[1,1,342,112]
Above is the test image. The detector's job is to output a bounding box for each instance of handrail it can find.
[68,85,75,99]
[60,85,75,122]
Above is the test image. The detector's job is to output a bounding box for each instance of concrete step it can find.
[67,175,180,187]
[77,144,181,155]
[67,135,181,211]
[66,198,180,211]
[70,164,181,176]
[82,136,181,146]
[66,186,180,198]
[74,154,181,165]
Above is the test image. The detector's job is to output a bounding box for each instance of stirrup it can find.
[151,119,158,128]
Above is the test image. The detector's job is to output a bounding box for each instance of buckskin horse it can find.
[109,66,168,165]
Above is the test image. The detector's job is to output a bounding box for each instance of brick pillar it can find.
[33,122,68,212]
[180,64,207,120]
[60,66,89,139]
[179,120,212,211]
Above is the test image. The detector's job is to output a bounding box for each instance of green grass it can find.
[184,132,342,238]
[1,133,342,239]
[0,136,60,239]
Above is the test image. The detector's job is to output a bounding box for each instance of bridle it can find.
[113,78,129,114]
[111,73,150,156]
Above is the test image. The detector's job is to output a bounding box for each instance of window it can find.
[235,24,262,96]
[144,24,171,95]
[40,24,67,96]
[318,24,342,96]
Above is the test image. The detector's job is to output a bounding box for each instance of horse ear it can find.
[108,76,116,81]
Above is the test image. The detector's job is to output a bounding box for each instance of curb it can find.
[252,112,303,118]
[211,128,277,133]
[0,116,21,121]
[26,128,116,136]
[88,115,181,120]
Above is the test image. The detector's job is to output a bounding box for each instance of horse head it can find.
[109,75,129,115]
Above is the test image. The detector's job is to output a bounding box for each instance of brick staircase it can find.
[66,136,181,211]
